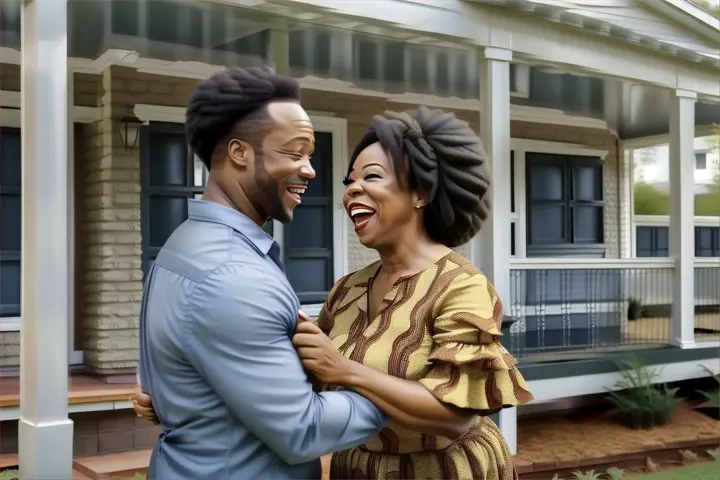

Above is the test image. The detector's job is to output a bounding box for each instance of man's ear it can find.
[227,139,253,168]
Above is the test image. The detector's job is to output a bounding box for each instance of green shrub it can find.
[695,365,720,407]
[606,358,683,429]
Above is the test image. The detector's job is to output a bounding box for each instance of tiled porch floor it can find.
[0,374,136,408]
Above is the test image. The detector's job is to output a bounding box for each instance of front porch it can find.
[3,0,719,476]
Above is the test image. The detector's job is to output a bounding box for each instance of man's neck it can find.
[202,177,265,227]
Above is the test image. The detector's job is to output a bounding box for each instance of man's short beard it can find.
[254,152,289,223]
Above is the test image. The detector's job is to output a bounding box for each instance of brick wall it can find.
[0,412,161,457]
[80,69,143,374]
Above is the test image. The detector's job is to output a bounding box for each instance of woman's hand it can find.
[131,387,159,425]
[293,321,355,386]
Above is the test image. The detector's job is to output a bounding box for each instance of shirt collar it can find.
[187,199,274,255]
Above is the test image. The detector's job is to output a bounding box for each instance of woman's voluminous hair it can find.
[185,66,301,169]
[350,107,491,248]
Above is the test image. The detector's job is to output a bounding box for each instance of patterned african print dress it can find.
[317,252,534,480]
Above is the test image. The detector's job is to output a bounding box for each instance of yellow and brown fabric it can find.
[318,251,534,480]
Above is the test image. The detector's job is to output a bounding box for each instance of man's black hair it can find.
[185,66,301,169]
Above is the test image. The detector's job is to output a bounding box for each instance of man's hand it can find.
[131,387,159,425]
[292,321,355,386]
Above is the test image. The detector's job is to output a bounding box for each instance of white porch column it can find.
[472,46,517,454]
[19,1,74,479]
[668,89,696,348]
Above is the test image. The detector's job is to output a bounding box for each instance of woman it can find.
[134,107,533,479]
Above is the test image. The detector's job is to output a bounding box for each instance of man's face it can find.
[247,102,316,223]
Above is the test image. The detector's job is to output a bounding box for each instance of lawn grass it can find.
[636,461,720,479]
[0,470,147,480]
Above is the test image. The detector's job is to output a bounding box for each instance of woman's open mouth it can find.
[348,203,376,232]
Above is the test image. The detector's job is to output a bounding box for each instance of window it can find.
[635,226,720,257]
[526,152,604,247]
[695,227,720,257]
[636,226,669,257]
[695,152,707,170]
[0,128,21,318]
[283,132,335,304]
[140,124,337,305]
[140,122,206,276]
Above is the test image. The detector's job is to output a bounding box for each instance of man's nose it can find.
[299,160,315,180]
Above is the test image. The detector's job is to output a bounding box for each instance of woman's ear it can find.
[413,191,429,210]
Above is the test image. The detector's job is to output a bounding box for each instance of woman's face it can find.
[342,142,417,249]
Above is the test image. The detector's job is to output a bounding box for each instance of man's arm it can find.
[183,262,387,465]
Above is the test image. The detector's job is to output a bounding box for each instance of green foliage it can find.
[571,470,603,480]
[707,448,720,462]
[552,468,626,480]
[633,182,670,216]
[627,298,644,320]
[605,467,625,480]
[695,365,720,407]
[0,471,18,480]
[637,461,720,479]
[606,358,683,429]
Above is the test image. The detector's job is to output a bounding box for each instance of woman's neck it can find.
[376,234,450,279]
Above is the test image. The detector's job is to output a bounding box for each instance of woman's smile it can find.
[347,202,377,232]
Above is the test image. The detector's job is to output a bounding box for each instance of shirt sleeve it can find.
[418,271,534,414]
[183,262,387,465]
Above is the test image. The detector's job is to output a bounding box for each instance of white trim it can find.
[0,399,136,421]
[621,126,718,149]
[0,317,21,332]
[510,139,609,159]
[133,104,350,308]
[0,91,101,127]
[510,258,675,269]
[528,357,720,402]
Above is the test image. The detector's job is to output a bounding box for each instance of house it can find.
[2,0,719,476]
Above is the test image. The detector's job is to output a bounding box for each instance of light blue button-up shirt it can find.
[138,199,386,479]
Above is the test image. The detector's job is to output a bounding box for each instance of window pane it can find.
[695,152,707,170]
[573,165,600,201]
[530,165,564,201]
[510,222,516,256]
[263,221,274,237]
[285,257,330,294]
[0,129,21,187]
[306,132,332,197]
[529,205,565,244]
[510,150,515,213]
[656,227,669,251]
[287,205,330,249]
[0,194,21,251]
[148,196,189,247]
[193,155,208,187]
[0,259,20,317]
[573,205,603,243]
[149,133,188,186]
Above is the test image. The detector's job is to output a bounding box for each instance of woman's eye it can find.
[364,173,381,180]
[342,178,353,186]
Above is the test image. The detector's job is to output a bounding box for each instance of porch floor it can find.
[626,313,720,343]
[0,374,136,408]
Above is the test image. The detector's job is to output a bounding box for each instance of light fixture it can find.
[118,116,143,149]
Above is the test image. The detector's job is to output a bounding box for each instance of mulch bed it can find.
[514,402,720,479]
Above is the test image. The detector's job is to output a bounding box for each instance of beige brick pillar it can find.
[81,67,143,376]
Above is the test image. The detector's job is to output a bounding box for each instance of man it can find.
[136,67,387,479]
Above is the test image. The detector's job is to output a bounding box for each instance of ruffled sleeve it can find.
[418,272,533,414]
